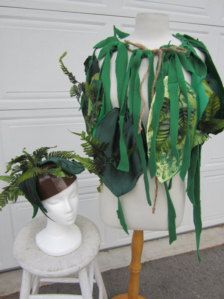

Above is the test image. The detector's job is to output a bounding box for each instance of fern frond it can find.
[33,146,56,160]
[0,175,11,183]
[15,167,46,185]
[6,154,27,173]
[47,151,77,160]
[0,185,23,210]
[22,148,36,166]
[73,154,98,174]
[47,167,67,178]
[59,52,78,85]
[73,131,107,158]
[70,83,83,100]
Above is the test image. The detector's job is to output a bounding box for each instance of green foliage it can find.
[59,52,84,102]
[59,52,78,85]
[0,147,84,212]
[113,26,129,39]
[72,131,108,175]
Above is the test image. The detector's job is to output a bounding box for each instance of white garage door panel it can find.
[201,172,224,224]
[1,0,223,27]
[0,2,224,270]
[0,10,107,111]
[202,134,224,172]
[0,115,85,160]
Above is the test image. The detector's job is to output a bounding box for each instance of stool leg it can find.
[88,261,95,294]
[94,259,108,299]
[20,270,32,299]
[31,275,40,294]
[79,267,93,299]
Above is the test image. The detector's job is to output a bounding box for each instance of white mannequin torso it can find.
[98,13,205,231]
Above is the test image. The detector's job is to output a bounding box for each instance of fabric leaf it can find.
[19,177,48,218]
[117,197,129,234]
[164,182,177,244]
[131,50,151,205]
[94,36,117,49]
[113,26,129,39]
[148,53,165,177]
[187,145,202,261]
[40,158,85,176]
[168,56,179,158]
[175,54,191,180]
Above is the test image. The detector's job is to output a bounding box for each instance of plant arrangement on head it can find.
[0,146,85,217]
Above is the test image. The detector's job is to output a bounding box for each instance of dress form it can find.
[98,13,206,231]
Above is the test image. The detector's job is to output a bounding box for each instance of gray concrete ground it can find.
[2,245,224,299]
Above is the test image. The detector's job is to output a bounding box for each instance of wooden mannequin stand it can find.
[113,230,145,299]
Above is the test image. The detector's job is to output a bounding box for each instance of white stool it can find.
[13,215,108,299]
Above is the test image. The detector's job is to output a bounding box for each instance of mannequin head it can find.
[41,179,79,226]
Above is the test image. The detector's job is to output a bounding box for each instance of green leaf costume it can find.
[62,26,224,259]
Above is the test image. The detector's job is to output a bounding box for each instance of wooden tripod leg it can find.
[113,230,145,299]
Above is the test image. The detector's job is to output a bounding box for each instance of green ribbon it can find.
[177,52,208,122]
[164,181,177,244]
[131,50,151,205]
[19,177,48,218]
[187,145,202,261]
[149,52,165,178]
[116,43,130,172]
[117,196,129,234]
[97,52,112,124]
[145,50,155,109]
[174,53,191,180]
[168,56,179,158]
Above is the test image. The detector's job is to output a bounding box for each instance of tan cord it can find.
[151,48,163,101]
[152,176,159,214]
[124,39,187,54]
[138,48,163,134]
[138,64,150,133]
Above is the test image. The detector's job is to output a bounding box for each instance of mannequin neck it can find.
[127,13,172,49]
[45,218,74,238]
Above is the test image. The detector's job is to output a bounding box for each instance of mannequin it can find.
[98,12,205,231]
[36,179,82,256]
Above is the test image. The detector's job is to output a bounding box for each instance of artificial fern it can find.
[59,52,78,85]
[59,52,84,102]
[0,147,84,212]
[72,131,108,175]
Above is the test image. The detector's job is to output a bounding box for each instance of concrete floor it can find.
[2,245,224,299]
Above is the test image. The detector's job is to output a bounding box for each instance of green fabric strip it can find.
[19,177,48,218]
[97,52,112,125]
[175,33,224,117]
[168,56,179,158]
[128,51,138,115]
[187,145,202,261]
[101,52,112,114]
[117,114,129,172]
[164,181,177,244]
[113,26,130,39]
[131,50,151,205]
[98,42,116,60]
[115,43,130,172]
[116,43,128,107]
[149,52,165,178]
[177,52,208,121]
[117,197,129,234]
[174,54,191,180]
[94,36,117,49]
[146,51,155,109]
